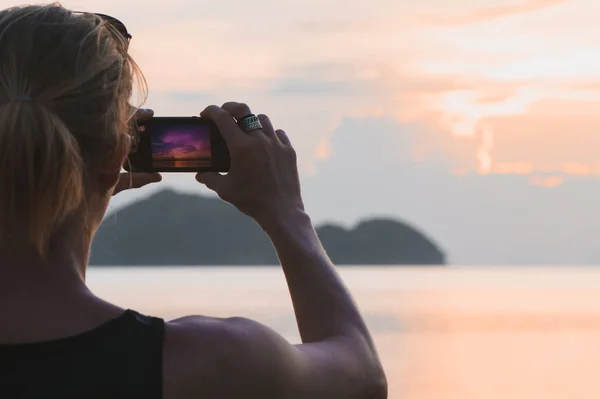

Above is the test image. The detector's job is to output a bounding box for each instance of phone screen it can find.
[128,117,229,173]
[148,119,212,169]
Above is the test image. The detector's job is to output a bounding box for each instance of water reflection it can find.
[87,267,600,399]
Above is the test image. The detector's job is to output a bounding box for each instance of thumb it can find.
[130,173,162,189]
[113,172,162,196]
[196,172,224,192]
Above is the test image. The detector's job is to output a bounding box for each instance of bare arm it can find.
[261,210,374,344]
[259,208,386,397]
[165,102,386,399]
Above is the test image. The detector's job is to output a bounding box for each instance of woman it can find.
[0,4,387,398]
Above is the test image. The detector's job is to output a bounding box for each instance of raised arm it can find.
[257,207,386,398]
[164,103,387,399]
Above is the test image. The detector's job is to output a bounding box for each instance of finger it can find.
[130,172,162,188]
[201,105,245,145]
[221,102,253,120]
[247,129,265,139]
[196,172,224,192]
[275,129,291,146]
[257,114,275,138]
[113,173,162,195]
[222,102,265,137]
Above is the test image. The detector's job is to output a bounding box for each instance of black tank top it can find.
[0,309,164,398]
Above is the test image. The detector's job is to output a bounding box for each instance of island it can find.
[90,190,446,266]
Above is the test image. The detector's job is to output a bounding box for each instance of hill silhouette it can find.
[90,190,446,266]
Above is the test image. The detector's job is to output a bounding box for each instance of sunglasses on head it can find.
[72,11,132,46]
[94,13,131,42]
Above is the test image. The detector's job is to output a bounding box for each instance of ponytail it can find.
[0,4,148,257]
[0,98,84,256]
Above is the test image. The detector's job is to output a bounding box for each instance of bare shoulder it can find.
[162,315,297,399]
[162,315,387,399]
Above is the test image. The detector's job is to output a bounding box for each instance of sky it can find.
[6,0,600,264]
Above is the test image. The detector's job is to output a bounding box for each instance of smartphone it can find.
[125,117,230,173]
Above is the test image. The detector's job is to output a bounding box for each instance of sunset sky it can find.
[152,128,210,160]
[6,0,599,264]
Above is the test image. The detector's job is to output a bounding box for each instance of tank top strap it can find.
[113,309,165,399]
[124,309,165,338]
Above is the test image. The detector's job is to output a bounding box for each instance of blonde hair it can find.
[0,3,146,257]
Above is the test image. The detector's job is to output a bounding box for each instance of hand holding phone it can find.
[125,117,230,173]
[125,103,304,226]
[196,102,304,225]
[113,108,162,196]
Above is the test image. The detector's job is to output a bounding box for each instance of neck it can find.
[0,231,93,303]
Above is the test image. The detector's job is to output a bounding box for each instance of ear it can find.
[96,144,129,193]
[97,157,123,193]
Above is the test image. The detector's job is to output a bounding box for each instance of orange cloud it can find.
[484,98,600,165]
[315,138,332,161]
[445,98,600,182]
[421,0,569,27]
[476,127,494,174]
[51,0,595,186]
[561,162,591,176]
[530,175,564,188]
[475,91,520,104]
[492,162,534,175]
[569,80,600,92]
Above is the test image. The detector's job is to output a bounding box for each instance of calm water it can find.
[87,266,600,399]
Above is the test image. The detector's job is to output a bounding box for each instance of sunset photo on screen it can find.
[152,126,211,168]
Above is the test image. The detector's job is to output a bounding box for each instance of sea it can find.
[87,266,600,399]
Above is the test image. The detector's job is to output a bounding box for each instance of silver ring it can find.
[237,114,263,134]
